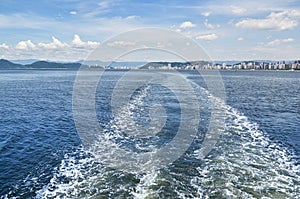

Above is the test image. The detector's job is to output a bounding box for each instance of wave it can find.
[35,73,300,198]
[192,103,300,198]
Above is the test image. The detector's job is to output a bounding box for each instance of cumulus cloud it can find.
[235,11,299,30]
[289,9,300,17]
[0,34,101,61]
[38,36,68,49]
[179,21,196,29]
[196,33,218,41]
[71,34,100,48]
[16,40,36,50]
[237,37,244,41]
[266,38,294,46]
[69,11,77,15]
[0,43,9,49]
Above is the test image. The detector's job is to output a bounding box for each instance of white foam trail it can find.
[36,73,300,198]
[131,171,159,199]
[35,149,97,198]
[190,89,300,198]
[36,81,159,198]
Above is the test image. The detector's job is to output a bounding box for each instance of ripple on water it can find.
[34,73,300,198]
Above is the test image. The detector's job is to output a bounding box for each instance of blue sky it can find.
[0,0,300,61]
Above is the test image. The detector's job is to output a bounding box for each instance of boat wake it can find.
[36,73,300,198]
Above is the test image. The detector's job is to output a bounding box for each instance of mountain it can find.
[213,60,276,66]
[0,59,83,70]
[25,61,82,69]
[10,59,39,65]
[0,59,23,69]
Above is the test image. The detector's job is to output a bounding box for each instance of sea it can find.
[0,69,299,198]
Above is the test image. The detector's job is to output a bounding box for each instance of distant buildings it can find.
[138,60,300,70]
[215,60,300,70]
[95,60,300,70]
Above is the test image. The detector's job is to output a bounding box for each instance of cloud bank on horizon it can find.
[0,0,299,61]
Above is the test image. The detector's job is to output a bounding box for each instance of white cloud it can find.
[196,33,218,41]
[107,41,135,47]
[230,5,247,15]
[71,34,100,48]
[289,9,300,17]
[125,15,139,20]
[16,40,36,50]
[179,21,196,29]
[98,1,109,8]
[235,11,299,30]
[0,12,144,43]
[69,11,77,15]
[38,36,68,49]
[237,37,244,41]
[204,19,215,29]
[0,43,9,49]
[71,34,86,46]
[4,34,101,61]
[266,38,294,46]
[82,1,111,18]
[202,12,211,17]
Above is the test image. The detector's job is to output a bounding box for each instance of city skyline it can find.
[0,0,300,61]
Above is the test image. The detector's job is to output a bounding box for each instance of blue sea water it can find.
[0,70,299,198]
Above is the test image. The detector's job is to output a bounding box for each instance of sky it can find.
[0,0,300,61]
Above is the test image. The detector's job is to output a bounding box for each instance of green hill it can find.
[0,59,23,69]
[25,61,81,69]
[0,59,82,70]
